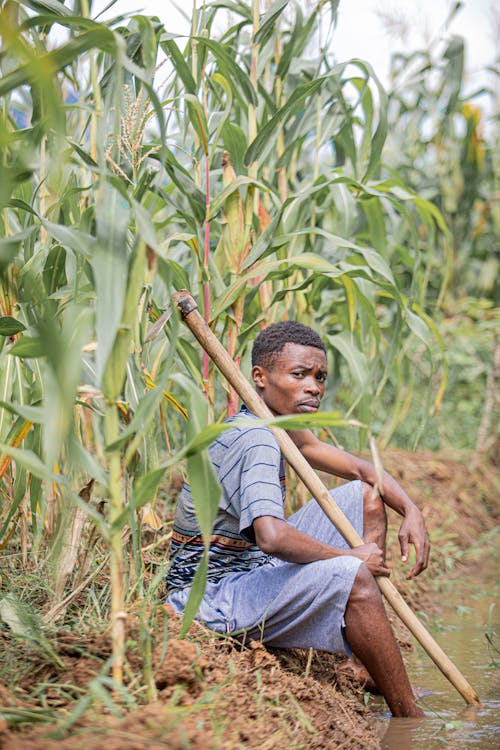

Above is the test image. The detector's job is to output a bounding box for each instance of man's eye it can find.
[293,372,304,377]
[317,373,327,382]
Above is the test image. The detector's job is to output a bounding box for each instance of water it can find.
[373,574,499,750]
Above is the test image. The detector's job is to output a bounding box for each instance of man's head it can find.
[251,321,328,416]
[251,321,326,369]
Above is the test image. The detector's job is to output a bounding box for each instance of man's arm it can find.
[253,515,391,577]
[288,429,430,579]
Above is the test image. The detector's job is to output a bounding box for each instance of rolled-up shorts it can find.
[167,480,364,655]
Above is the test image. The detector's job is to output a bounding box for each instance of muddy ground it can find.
[0,449,498,750]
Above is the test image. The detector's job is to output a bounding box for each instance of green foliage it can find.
[0,592,64,667]
[0,0,497,711]
[385,38,500,303]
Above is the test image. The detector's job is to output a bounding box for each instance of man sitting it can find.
[167,321,430,717]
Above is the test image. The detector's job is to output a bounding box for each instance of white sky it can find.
[92,0,498,89]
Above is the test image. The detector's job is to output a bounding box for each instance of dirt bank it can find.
[1,450,498,750]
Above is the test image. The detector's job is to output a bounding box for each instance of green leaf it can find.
[157,256,190,292]
[350,61,388,181]
[68,439,109,488]
[187,447,220,545]
[0,229,38,265]
[93,184,131,386]
[0,707,55,727]
[179,552,209,637]
[264,412,363,431]
[20,0,72,17]
[193,36,257,107]
[245,77,323,166]
[404,308,431,347]
[255,0,288,46]
[41,219,95,258]
[327,331,370,390]
[185,94,209,155]
[0,28,117,97]
[105,387,166,454]
[362,198,387,254]
[270,227,395,283]
[221,121,247,175]
[0,317,26,336]
[67,139,98,168]
[209,72,234,166]
[131,198,159,251]
[214,253,335,316]
[160,37,196,94]
[0,401,43,423]
[0,444,53,481]
[276,6,317,78]
[209,175,271,220]
[132,468,165,513]
[8,336,45,358]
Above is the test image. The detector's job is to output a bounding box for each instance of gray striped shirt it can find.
[167,406,286,591]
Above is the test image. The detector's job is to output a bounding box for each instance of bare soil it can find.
[1,449,498,750]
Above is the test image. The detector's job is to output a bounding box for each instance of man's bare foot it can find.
[337,655,380,693]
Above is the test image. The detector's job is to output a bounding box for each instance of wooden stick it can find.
[173,290,481,706]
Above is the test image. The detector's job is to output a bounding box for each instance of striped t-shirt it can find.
[166,405,286,592]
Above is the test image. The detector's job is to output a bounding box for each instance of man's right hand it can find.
[350,543,391,577]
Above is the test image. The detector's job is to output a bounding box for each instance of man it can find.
[167,321,430,717]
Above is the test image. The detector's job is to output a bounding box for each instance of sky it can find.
[92,0,498,96]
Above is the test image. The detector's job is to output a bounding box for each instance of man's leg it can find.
[344,563,424,718]
[258,482,421,715]
[338,481,389,688]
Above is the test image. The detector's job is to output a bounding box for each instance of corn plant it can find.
[0,0,458,703]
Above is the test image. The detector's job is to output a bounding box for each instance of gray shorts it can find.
[167,480,364,655]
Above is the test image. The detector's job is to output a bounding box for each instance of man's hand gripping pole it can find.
[173,290,480,707]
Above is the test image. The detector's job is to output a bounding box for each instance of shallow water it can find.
[373,574,499,750]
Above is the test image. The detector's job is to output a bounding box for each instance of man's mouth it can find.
[297,400,320,411]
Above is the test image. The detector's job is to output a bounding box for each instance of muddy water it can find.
[374,574,499,750]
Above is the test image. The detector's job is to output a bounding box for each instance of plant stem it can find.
[203,149,211,384]
[191,0,201,187]
[311,1,324,230]
[81,0,102,164]
[248,0,260,214]
[0,355,13,440]
[274,34,287,203]
[105,403,126,686]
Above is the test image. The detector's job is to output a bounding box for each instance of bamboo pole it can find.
[173,289,480,706]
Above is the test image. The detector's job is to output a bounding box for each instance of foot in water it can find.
[337,656,431,701]
[337,655,380,693]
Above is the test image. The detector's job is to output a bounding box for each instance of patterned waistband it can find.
[171,529,254,551]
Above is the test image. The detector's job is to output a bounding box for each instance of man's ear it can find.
[252,365,266,390]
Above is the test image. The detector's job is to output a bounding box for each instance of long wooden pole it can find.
[173,290,480,706]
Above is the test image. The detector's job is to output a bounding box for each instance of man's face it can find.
[252,342,328,416]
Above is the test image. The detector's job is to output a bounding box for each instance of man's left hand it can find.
[398,507,430,579]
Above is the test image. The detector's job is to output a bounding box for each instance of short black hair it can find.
[252,321,326,369]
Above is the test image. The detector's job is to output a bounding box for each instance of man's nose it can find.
[305,378,320,394]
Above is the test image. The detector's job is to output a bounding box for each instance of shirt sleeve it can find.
[219,426,285,542]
